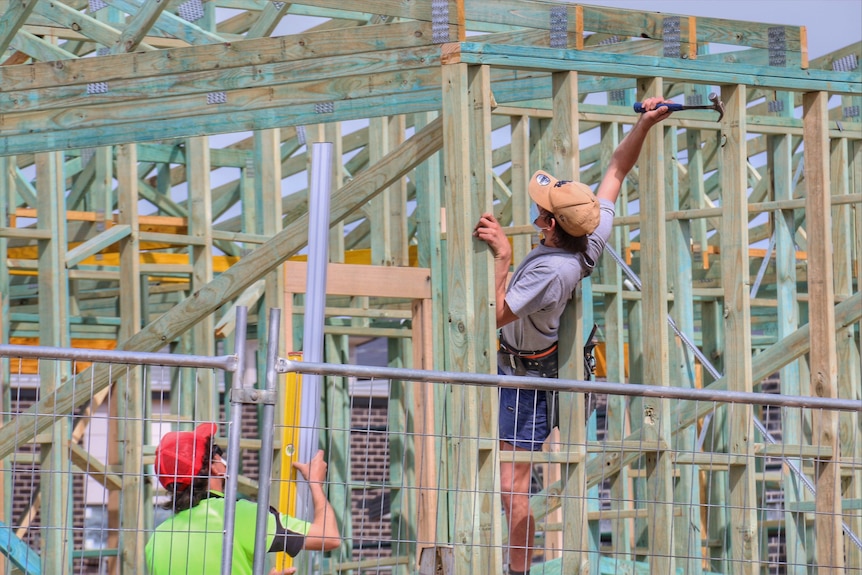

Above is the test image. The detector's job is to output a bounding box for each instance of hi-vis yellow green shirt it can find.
[145,492,310,575]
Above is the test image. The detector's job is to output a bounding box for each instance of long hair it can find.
[547,221,588,254]
[160,436,217,513]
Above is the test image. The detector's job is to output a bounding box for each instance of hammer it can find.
[633,92,725,122]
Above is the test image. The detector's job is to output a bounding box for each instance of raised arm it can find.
[595,97,674,205]
[292,450,341,551]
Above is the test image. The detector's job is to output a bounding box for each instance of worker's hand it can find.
[268,567,296,575]
[474,212,511,262]
[293,449,328,484]
[638,96,674,126]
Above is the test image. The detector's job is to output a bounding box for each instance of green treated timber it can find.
[0,86,441,155]
[288,0,801,53]
[0,21,437,91]
[253,0,448,25]
[137,179,187,217]
[583,5,800,52]
[136,143,251,168]
[64,224,131,268]
[0,520,41,575]
[9,313,122,326]
[104,0,225,50]
[785,499,862,513]
[0,0,38,55]
[530,291,862,520]
[9,29,78,61]
[245,0,291,38]
[0,43,443,115]
[12,167,37,207]
[0,65,440,141]
[453,43,861,95]
[6,74,845,155]
[65,156,98,210]
[0,115,444,461]
[32,0,156,53]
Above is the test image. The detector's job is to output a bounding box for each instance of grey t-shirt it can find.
[498,198,615,373]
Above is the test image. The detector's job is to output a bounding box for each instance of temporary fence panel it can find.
[0,309,859,575]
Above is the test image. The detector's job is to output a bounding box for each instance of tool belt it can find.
[498,339,559,378]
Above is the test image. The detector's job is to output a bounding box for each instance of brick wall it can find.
[348,396,393,565]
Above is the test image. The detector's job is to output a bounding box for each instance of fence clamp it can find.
[230,388,277,405]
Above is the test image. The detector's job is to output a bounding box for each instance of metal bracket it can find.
[832,54,858,72]
[768,27,786,67]
[431,0,450,44]
[609,89,627,106]
[314,102,334,114]
[685,93,704,107]
[230,388,277,405]
[662,16,681,58]
[80,148,95,166]
[597,35,621,46]
[206,92,227,105]
[87,82,108,95]
[549,7,568,49]
[768,99,785,113]
[178,0,204,22]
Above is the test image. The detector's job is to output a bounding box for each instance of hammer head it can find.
[708,92,725,122]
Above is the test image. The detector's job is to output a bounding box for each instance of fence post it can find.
[253,308,282,575]
[221,306,248,575]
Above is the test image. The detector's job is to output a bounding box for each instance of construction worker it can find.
[473,96,674,575]
[145,423,340,575]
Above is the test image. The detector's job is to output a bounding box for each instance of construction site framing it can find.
[0,1,860,574]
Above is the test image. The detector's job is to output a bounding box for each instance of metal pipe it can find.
[277,358,862,413]
[0,343,237,371]
[220,306,248,575]
[253,308,282,575]
[298,142,333,522]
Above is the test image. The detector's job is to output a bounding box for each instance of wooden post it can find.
[666,113,702,575]
[802,90,845,574]
[769,89,807,575]
[550,70,590,575]
[0,155,12,575]
[36,150,73,574]
[839,136,862,571]
[116,143,144,574]
[187,136,215,422]
[599,120,632,561]
[720,83,759,573]
[441,60,501,574]
[637,76,674,575]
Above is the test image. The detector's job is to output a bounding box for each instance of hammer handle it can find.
[633,102,685,113]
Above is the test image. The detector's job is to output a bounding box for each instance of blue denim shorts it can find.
[498,383,550,451]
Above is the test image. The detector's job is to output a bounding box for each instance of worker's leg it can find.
[500,441,535,574]
[498,386,548,575]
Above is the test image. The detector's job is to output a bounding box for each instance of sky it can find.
[586,0,862,60]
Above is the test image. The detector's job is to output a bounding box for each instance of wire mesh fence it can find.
[0,319,859,575]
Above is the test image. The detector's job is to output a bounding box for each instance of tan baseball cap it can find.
[528,170,599,237]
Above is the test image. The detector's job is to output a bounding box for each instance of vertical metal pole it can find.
[221,306,248,575]
[253,308,282,575]
[298,142,333,518]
